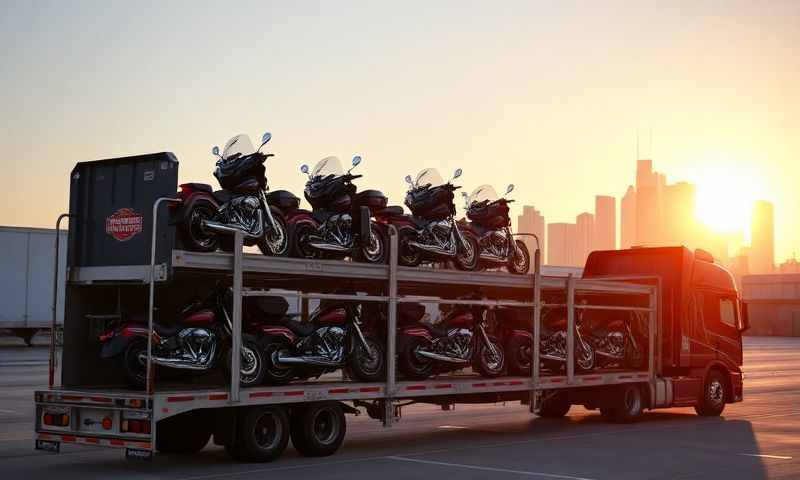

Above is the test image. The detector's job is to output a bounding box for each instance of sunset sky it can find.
[1,1,798,262]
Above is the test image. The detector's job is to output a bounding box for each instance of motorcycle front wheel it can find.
[508,239,531,275]
[576,342,596,372]
[356,223,388,264]
[223,334,267,388]
[454,231,480,271]
[258,208,289,257]
[348,335,385,382]
[474,335,505,377]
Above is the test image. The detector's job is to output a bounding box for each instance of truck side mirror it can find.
[740,300,750,332]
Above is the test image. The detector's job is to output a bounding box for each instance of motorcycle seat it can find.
[275,317,316,337]
[213,189,231,204]
[412,322,448,338]
[378,205,405,217]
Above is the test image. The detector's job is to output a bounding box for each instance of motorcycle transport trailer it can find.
[34,152,743,461]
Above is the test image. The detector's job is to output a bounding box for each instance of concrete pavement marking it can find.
[437,425,467,429]
[0,409,17,414]
[175,456,390,480]
[738,453,793,460]
[386,456,597,480]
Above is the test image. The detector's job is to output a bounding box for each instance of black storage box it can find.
[467,200,510,229]
[214,155,266,192]
[67,152,179,269]
[267,190,301,211]
[405,186,454,220]
[357,189,388,213]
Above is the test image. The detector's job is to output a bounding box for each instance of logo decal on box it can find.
[106,208,144,242]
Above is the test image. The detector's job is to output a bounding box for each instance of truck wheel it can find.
[227,406,290,462]
[538,393,571,418]
[157,413,211,454]
[506,334,532,376]
[608,384,644,423]
[290,402,346,457]
[398,336,434,380]
[348,335,385,382]
[694,369,726,417]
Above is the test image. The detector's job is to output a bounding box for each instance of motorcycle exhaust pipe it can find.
[276,354,341,367]
[201,220,261,239]
[539,354,566,363]
[308,241,350,252]
[407,241,455,257]
[415,350,469,364]
[479,253,506,263]
[149,356,214,371]
[594,350,624,359]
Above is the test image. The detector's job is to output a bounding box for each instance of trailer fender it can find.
[99,326,152,359]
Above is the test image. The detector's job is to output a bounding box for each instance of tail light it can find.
[42,411,70,427]
[121,419,151,434]
[101,417,113,430]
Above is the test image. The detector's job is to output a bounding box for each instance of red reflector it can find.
[44,414,53,425]
[129,421,140,433]
[61,414,70,426]
[143,421,151,434]
[102,417,112,430]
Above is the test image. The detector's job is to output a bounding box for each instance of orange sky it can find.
[1,1,798,262]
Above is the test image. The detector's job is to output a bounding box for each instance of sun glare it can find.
[691,166,765,235]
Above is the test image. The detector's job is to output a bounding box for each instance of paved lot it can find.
[1,336,798,479]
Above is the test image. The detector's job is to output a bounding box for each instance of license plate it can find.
[35,439,60,453]
[125,448,153,461]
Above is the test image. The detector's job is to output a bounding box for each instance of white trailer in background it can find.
[0,226,67,345]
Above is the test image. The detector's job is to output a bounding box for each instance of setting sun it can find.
[691,166,767,236]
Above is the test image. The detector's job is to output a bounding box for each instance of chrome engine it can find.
[204,195,265,239]
[410,220,457,256]
[417,328,472,364]
[151,328,217,370]
[309,214,354,252]
[479,229,509,261]
[277,326,346,367]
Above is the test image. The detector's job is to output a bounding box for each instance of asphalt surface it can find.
[1,336,798,479]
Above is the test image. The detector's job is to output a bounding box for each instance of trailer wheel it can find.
[227,406,290,462]
[694,369,726,417]
[290,402,346,457]
[538,393,571,418]
[607,384,644,423]
[157,413,211,454]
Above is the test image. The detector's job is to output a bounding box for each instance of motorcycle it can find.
[290,155,388,263]
[374,168,479,270]
[397,302,505,380]
[177,132,290,256]
[579,306,645,369]
[98,285,266,389]
[460,184,530,274]
[251,296,386,385]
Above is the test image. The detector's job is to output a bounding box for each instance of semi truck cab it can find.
[583,246,747,413]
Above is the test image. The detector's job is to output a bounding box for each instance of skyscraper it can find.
[621,185,637,249]
[635,159,662,245]
[750,200,775,274]
[517,206,545,261]
[663,181,695,247]
[548,222,578,266]
[594,195,616,251]
[575,212,595,265]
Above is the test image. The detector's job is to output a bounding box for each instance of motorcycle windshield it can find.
[414,168,445,189]
[221,134,255,160]
[468,185,499,205]
[310,156,344,179]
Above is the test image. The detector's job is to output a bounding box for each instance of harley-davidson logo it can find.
[106,208,144,242]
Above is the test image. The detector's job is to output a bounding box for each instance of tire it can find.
[576,341,595,372]
[222,335,267,388]
[397,227,422,267]
[357,223,388,264]
[348,335,385,382]
[156,412,211,454]
[474,335,505,378]
[260,338,296,386]
[290,220,320,259]
[506,334,532,376]
[398,335,434,380]
[180,200,219,252]
[694,369,727,417]
[454,231,479,271]
[507,239,531,275]
[258,209,289,257]
[122,338,148,389]
[607,384,644,423]
[290,403,346,457]
[538,393,571,418]
[228,406,290,462]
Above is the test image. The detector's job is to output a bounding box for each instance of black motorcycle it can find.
[375,168,479,270]
[397,303,505,380]
[251,297,386,385]
[98,285,266,389]
[578,306,645,369]
[461,184,530,274]
[291,156,388,263]
[178,132,290,256]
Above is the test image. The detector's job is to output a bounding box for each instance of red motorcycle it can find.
[396,303,505,380]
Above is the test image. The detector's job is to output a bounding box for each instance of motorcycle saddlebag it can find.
[356,189,388,213]
[267,190,300,211]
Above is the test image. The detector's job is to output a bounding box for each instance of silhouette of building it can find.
[779,256,800,274]
[594,195,616,251]
[620,185,637,249]
[517,206,545,261]
[548,222,578,266]
[635,159,663,245]
[663,181,695,247]
[750,200,775,274]
[575,212,594,266]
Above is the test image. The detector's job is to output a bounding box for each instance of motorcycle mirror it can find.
[506,184,514,194]
[453,168,463,179]
[212,145,220,157]
[300,164,310,175]
[404,175,413,185]
[261,132,272,145]
[352,155,362,167]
